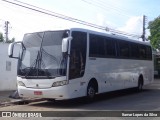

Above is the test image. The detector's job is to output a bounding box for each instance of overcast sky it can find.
[0,0,160,41]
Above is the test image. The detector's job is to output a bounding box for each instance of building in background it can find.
[0,43,19,91]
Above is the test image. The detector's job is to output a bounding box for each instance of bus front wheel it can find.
[87,83,96,101]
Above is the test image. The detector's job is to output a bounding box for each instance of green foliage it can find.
[148,16,160,50]
[0,32,4,42]
[6,37,15,43]
[0,32,15,43]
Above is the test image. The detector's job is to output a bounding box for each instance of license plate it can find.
[34,91,42,95]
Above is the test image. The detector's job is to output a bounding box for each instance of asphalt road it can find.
[0,79,160,120]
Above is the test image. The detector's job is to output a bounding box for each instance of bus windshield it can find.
[18,30,69,79]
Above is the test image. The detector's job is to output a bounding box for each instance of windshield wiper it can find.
[22,66,53,79]
[23,32,52,79]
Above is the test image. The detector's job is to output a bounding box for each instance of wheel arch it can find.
[87,78,98,94]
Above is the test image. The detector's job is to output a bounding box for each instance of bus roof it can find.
[24,27,151,46]
[69,28,151,46]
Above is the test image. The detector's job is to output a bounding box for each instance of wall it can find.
[0,43,19,91]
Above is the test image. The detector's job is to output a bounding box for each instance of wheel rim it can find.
[88,86,95,98]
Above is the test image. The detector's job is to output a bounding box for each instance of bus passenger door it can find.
[68,31,87,97]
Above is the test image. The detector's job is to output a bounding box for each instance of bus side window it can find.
[139,45,146,59]
[130,43,139,59]
[105,38,116,57]
[118,41,130,58]
[146,46,152,60]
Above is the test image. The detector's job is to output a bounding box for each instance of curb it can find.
[0,98,44,107]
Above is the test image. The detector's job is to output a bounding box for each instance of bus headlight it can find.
[18,81,26,87]
[52,80,68,87]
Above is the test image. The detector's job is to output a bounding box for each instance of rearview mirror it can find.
[8,42,22,59]
[62,37,72,53]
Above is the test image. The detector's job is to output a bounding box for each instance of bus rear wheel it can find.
[137,76,143,92]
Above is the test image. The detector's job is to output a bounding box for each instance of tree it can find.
[0,32,15,43]
[0,32,4,42]
[6,37,15,43]
[148,16,160,50]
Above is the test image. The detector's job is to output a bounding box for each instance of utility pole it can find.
[142,15,147,41]
[4,21,9,43]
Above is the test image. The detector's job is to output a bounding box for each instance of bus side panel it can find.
[85,58,153,93]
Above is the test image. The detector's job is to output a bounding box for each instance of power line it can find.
[96,0,135,17]
[1,0,105,30]
[81,0,144,36]
[81,0,132,18]
[1,0,140,38]
[97,0,130,12]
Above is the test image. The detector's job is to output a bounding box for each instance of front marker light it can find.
[18,81,26,87]
[52,80,68,87]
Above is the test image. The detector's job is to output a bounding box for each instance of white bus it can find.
[8,28,153,100]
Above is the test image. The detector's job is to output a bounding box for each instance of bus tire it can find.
[137,75,143,92]
[87,82,96,101]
